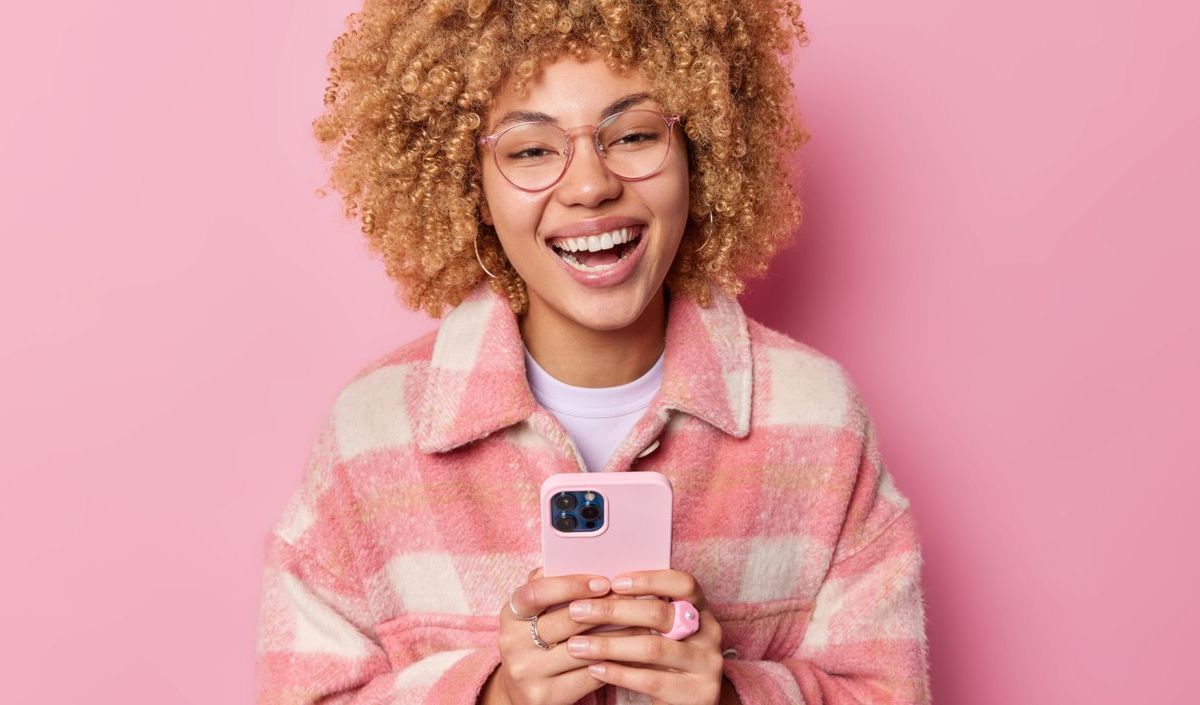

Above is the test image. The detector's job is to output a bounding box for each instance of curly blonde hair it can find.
[314,0,810,317]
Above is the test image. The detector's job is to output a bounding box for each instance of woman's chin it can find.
[523,256,666,332]
[558,286,660,332]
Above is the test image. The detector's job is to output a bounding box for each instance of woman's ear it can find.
[480,199,493,226]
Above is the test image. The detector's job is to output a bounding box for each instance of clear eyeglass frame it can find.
[477,108,683,193]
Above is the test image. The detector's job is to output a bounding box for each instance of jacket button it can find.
[722,648,739,659]
[635,439,661,458]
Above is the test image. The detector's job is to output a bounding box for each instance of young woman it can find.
[255,2,931,705]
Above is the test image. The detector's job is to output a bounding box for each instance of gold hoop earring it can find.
[695,211,714,253]
[475,231,500,279]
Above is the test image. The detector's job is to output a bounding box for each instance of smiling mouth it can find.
[547,225,645,273]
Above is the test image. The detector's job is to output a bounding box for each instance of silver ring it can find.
[529,614,558,650]
[509,589,538,621]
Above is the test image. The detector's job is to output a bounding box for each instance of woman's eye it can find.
[612,132,655,146]
[509,147,553,159]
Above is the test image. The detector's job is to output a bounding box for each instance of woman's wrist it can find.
[478,668,511,705]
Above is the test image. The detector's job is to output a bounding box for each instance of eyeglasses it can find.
[477,109,682,193]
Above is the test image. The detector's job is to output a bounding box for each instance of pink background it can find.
[2,1,1195,703]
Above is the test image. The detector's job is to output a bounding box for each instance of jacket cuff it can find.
[722,658,805,704]
[427,645,504,704]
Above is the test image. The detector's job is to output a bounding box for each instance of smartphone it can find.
[540,471,673,634]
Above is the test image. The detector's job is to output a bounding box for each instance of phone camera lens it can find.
[553,513,578,531]
[553,492,578,511]
[579,503,600,521]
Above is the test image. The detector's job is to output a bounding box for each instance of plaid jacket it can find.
[255,281,931,705]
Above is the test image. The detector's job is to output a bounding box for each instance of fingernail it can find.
[588,663,607,677]
[570,601,592,618]
[612,577,632,590]
[588,578,608,592]
[567,637,590,654]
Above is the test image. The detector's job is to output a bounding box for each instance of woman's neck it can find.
[519,288,668,388]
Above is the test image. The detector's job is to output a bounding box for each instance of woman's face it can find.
[479,54,690,332]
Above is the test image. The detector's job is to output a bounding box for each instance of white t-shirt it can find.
[524,347,664,472]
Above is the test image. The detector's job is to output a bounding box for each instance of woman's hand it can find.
[561,569,729,705]
[489,567,651,705]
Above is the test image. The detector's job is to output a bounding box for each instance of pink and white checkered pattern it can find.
[255,281,931,704]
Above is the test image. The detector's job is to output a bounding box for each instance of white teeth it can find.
[555,229,641,273]
[550,226,640,253]
[558,251,617,272]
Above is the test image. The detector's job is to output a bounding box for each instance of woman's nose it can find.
[557,132,621,201]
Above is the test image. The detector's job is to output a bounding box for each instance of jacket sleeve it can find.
[254,413,503,705]
[721,413,932,705]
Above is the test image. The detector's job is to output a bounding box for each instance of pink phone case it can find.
[540,471,673,634]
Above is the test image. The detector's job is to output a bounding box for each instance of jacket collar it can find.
[414,281,752,454]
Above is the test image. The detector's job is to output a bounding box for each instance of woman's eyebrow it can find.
[489,92,654,132]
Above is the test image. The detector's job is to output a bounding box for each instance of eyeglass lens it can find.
[493,110,672,191]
